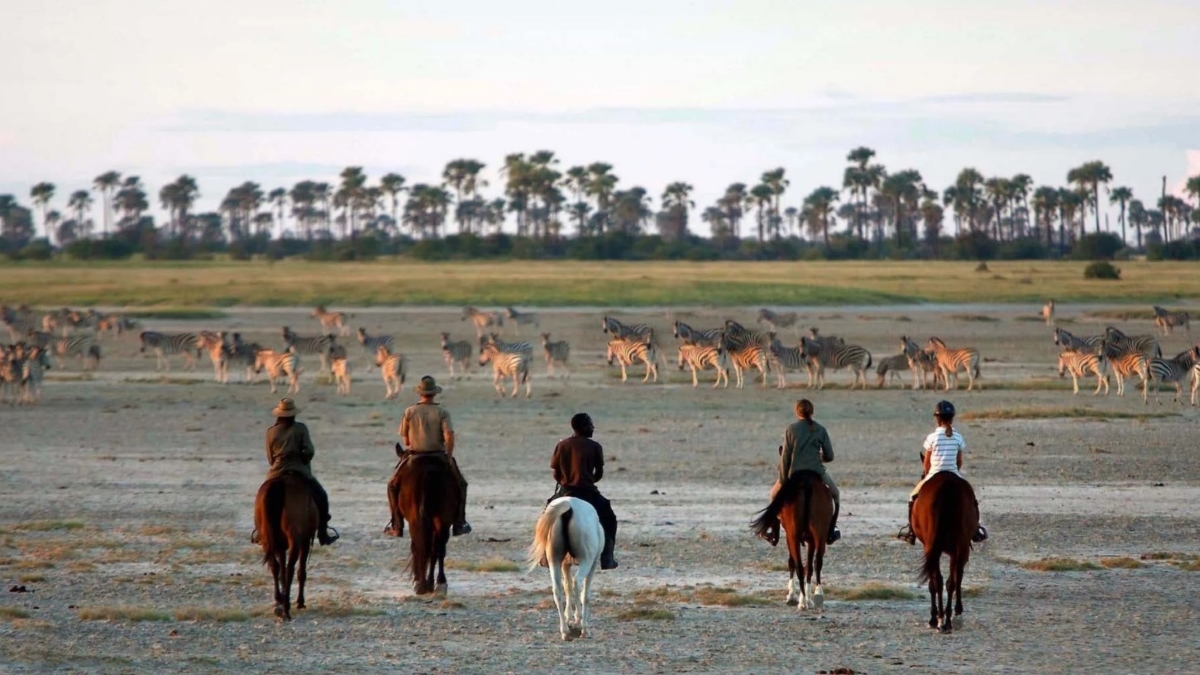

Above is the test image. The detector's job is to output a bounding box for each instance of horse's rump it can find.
[397,453,460,583]
[913,472,978,582]
[751,470,832,542]
[254,473,318,564]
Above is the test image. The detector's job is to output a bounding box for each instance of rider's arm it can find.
[922,449,932,475]
[398,410,411,448]
[779,426,795,480]
[592,443,604,484]
[442,411,455,457]
[956,437,964,469]
[299,425,315,464]
[820,428,834,463]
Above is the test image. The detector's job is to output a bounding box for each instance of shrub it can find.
[1072,233,1125,261]
[1083,261,1121,280]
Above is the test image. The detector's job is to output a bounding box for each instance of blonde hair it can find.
[795,399,816,432]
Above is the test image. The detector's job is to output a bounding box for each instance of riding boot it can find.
[758,518,780,547]
[452,483,471,536]
[384,482,404,537]
[898,499,916,545]
[311,478,338,546]
[972,499,988,542]
[827,497,841,544]
[600,533,619,570]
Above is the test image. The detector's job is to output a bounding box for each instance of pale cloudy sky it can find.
[3,0,1198,236]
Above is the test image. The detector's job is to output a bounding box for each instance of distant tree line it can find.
[3,148,1200,262]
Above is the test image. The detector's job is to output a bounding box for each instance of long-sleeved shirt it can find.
[265,421,315,480]
[551,435,605,492]
[779,419,834,482]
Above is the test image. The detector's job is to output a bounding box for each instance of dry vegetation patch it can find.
[1100,557,1145,569]
[77,606,173,622]
[444,557,521,573]
[615,607,677,621]
[0,606,32,620]
[7,521,84,532]
[173,607,254,622]
[1021,557,1102,572]
[827,583,917,601]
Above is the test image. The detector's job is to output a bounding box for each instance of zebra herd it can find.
[1,304,130,405]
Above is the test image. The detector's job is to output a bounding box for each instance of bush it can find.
[1147,240,1197,261]
[1083,261,1121,280]
[1071,233,1125,261]
[19,239,54,260]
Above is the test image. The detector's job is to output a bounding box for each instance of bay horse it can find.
[527,497,603,641]
[397,453,461,595]
[912,471,979,632]
[751,470,834,611]
[254,473,318,621]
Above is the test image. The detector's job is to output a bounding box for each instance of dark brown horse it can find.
[912,471,979,632]
[254,473,318,621]
[397,453,462,595]
[751,470,834,610]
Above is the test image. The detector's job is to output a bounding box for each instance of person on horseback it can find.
[257,398,338,546]
[385,375,471,537]
[898,400,988,545]
[760,399,840,547]
[546,413,619,570]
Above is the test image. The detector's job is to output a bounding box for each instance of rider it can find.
[259,398,338,545]
[897,400,988,545]
[760,399,840,547]
[548,413,619,570]
[385,375,471,537]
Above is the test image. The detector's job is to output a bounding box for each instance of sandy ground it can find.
[2,305,1199,674]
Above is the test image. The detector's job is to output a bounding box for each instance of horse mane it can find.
[750,470,820,539]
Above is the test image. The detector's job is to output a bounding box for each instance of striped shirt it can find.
[923,427,964,476]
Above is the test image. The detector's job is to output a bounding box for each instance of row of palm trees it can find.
[5,149,1200,250]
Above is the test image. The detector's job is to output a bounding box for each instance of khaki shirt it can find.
[779,420,833,482]
[400,402,453,453]
[265,421,315,481]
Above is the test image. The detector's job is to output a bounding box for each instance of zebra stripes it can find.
[602,315,654,340]
[479,342,532,398]
[330,356,351,395]
[440,332,472,379]
[463,306,505,337]
[504,307,540,335]
[227,333,263,383]
[718,331,768,389]
[52,335,98,370]
[541,333,571,378]
[926,337,981,391]
[19,346,51,404]
[482,332,534,357]
[375,346,407,399]
[756,309,800,332]
[606,338,659,384]
[356,327,396,366]
[282,327,336,372]
[672,320,722,346]
[1102,326,1161,360]
[1,305,39,342]
[1053,328,1102,354]
[197,331,230,383]
[1057,350,1109,396]
[766,338,807,389]
[254,348,301,394]
[1107,351,1149,400]
[311,306,350,336]
[1146,347,1198,405]
[139,331,199,371]
[1152,306,1190,336]
[900,336,940,390]
[722,319,771,348]
[875,352,912,389]
[799,335,872,390]
[677,343,730,388]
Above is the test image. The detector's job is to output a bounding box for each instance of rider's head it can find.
[794,399,816,431]
[570,413,594,437]
[934,400,956,436]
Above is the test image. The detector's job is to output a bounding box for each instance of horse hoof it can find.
[296,602,306,611]
[785,597,799,607]
[274,605,286,619]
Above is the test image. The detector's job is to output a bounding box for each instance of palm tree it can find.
[378,173,407,233]
[584,162,618,235]
[718,183,748,239]
[982,176,1012,241]
[760,168,788,239]
[159,175,198,238]
[30,182,55,240]
[748,184,773,241]
[114,177,149,228]
[1128,199,1146,250]
[337,167,367,236]
[881,170,923,247]
[1009,174,1033,237]
[658,182,694,241]
[783,206,799,237]
[1031,186,1060,248]
[944,168,984,234]
[1067,160,1113,234]
[68,190,92,239]
[443,159,487,233]
[843,148,884,240]
[1109,186,1133,246]
[1185,175,1200,232]
[268,188,288,235]
[312,183,332,235]
[803,186,840,247]
[920,198,945,254]
[92,171,121,238]
[1056,188,1082,253]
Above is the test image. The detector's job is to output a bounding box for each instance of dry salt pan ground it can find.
[2,305,1199,674]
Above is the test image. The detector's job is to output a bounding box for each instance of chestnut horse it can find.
[912,471,979,632]
[254,473,318,621]
[751,470,834,611]
[397,453,462,595]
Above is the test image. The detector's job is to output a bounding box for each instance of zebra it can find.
[84,344,101,371]
[799,336,872,390]
[1152,306,1190,336]
[601,315,653,340]
[756,309,800,334]
[311,306,350,336]
[541,333,571,378]
[875,352,913,389]
[463,306,505,337]
[482,332,534,357]
[227,333,263,383]
[900,336,939,390]
[765,337,807,390]
[1108,351,1149,400]
[0,344,23,404]
[96,314,137,338]
[479,341,532,398]
[1042,300,1055,327]
[925,337,981,391]
[52,335,98,370]
[139,331,199,371]
[375,346,407,400]
[440,332,473,379]
[1053,327,1103,354]
[282,326,336,372]
[1057,350,1110,396]
[23,329,54,350]
[1146,347,1199,405]
[672,320,722,346]
[43,308,85,336]
[1,305,39,342]
[606,338,659,384]
[722,319,772,348]
[677,343,730,388]
[330,355,351,395]
[504,307,540,336]
[254,348,301,394]
[1102,326,1161,360]
[356,327,396,367]
[197,331,230,383]
[718,332,768,389]
[19,345,51,405]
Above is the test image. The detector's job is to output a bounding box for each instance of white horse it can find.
[528,497,603,641]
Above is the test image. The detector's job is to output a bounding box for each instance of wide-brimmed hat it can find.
[414,375,443,396]
[271,398,300,417]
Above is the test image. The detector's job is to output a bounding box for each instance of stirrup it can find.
[972,525,988,543]
[452,521,472,536]
[250,529,260,545]
[757,525,780,547]
[319,526,339,546]
[826,527,841,544]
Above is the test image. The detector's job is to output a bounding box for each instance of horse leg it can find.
[296,544,309,610]
[807,541,823,610]
[435,530,448,597]
[954,551,967,618]
[927,559,939,629]
[550,560,570,641]
[936,566,951,633]
[813,541,826,610]
[270,552,286,619]
[576,562,595,639]
[282,546,299,621]
[785,555,799,606]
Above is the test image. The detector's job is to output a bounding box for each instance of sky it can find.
[3,0,1199,237]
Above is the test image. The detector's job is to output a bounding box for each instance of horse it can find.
[528,497,603,641]
[911,471,979,633]
[397,453,461,596]
[751,470,833,611]
[254,473,318,621]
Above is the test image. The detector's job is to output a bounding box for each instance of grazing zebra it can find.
[1152,306,1190,336]
[482,332,534,357]
[1146,347,1199,405]
[1057,350,1110,396]
[52,335,98,370]
[765,338,807,389]
[875,352,913,389]
[1053,327,1103,354]
[330,356,351,395]
[925,337,981,391]
[799,336,872,390]
[677,343,730,388]
[311,306,350,336]
[19,346,51,405]
[718,332,768,389]
[722,319,771,348]
[1107,351,1149,400]
[254,348,301,394]
[139,331,199,371]
[356,327,396,367]
[375,346,407,400]
[756,309,800,333]
[900,336,938,390]
[479,342,532,398]
[227,333,262,383]
[540,333,571,378]
[504,307,540,336]
[601,315,653,340]
[440,332,472,379]
[282,326,336,372]
[605,338,659,384]
[1102,326,1161,360]
[463,306,505,337]
[1042,300,1055,327]
[672,320,722,346]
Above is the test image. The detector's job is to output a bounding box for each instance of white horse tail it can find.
[528,498,572,572]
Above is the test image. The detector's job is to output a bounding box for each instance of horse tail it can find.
[799,476,814,542]
[257,478,287,566]
[750,470,814,539]
[528,498,573,572]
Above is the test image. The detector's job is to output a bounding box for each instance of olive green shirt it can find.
[265,421,315,481]
[400,402,453,453]
[779,420,833,482]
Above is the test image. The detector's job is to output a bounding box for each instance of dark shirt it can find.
[551,435,604,491]
[779,420,833,482]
